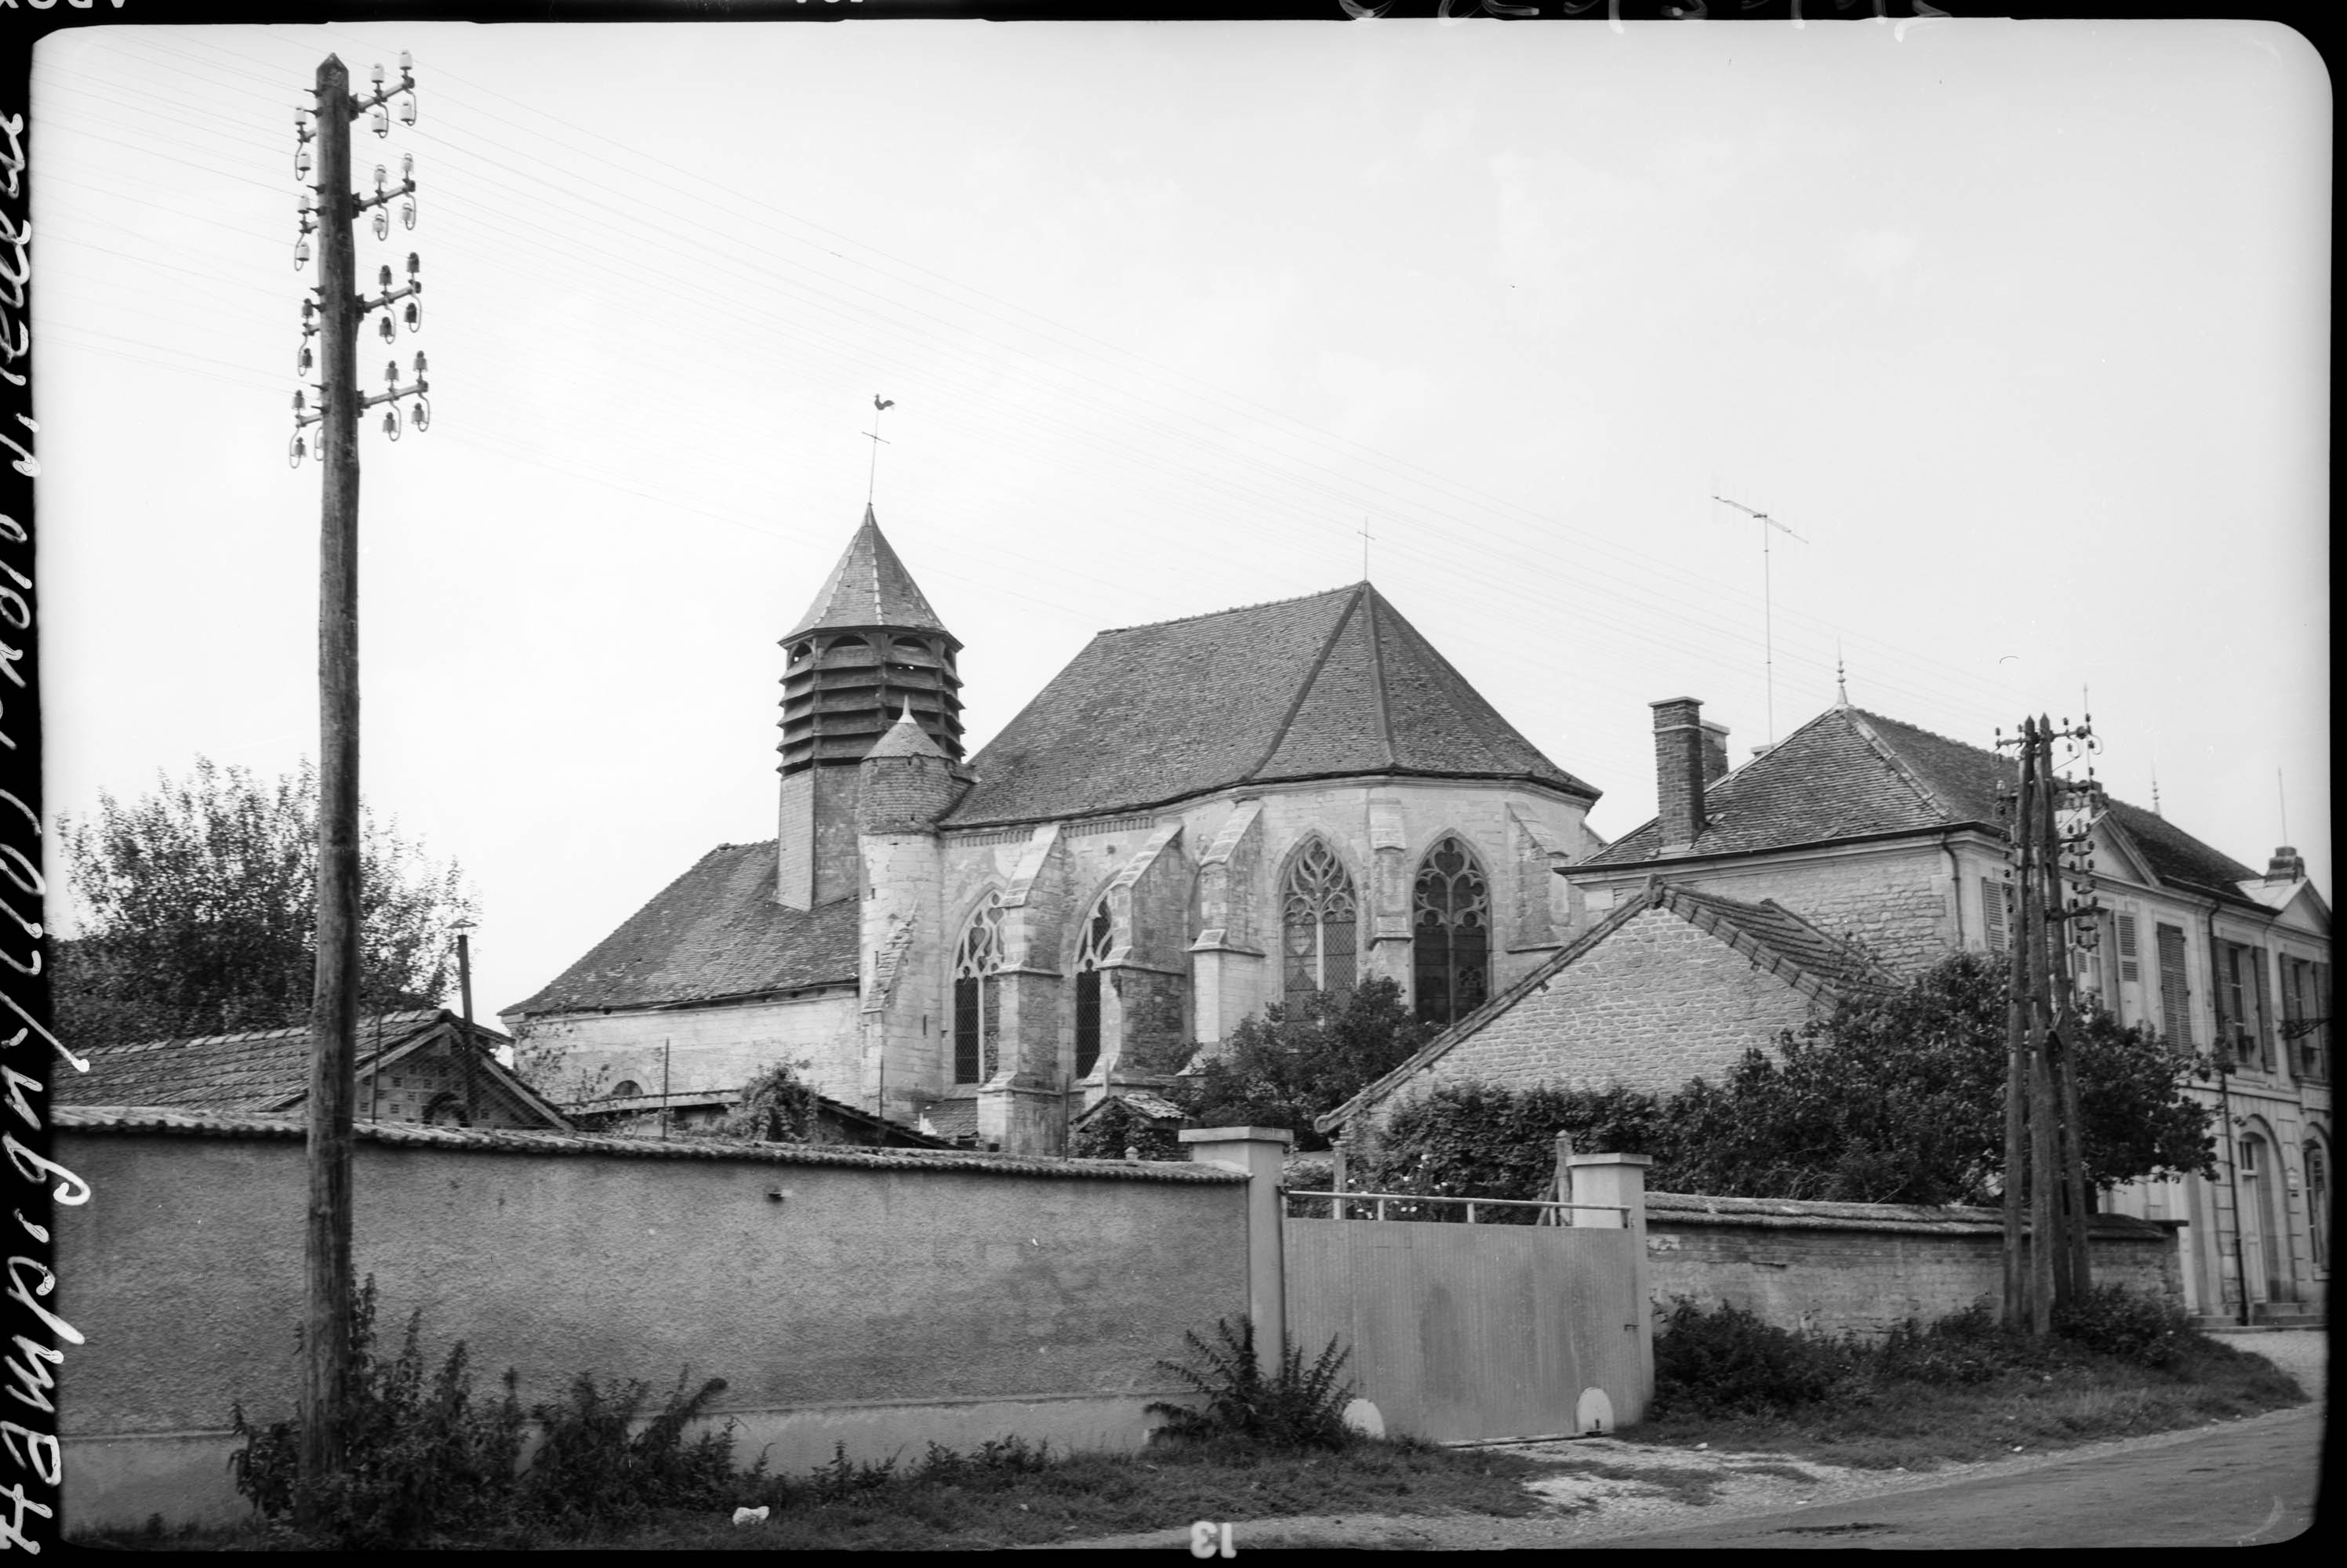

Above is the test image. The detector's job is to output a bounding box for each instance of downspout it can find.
[1942,836,1967,950]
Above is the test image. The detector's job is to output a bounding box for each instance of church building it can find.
[504,509,1605,1154]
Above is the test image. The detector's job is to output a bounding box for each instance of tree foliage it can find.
[52,757,473,1049]
[1067,1097,1186,1162]
[1170,978,1433,1152]
[1353,953,2216,1208]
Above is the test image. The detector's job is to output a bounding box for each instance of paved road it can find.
[1576,1405,2324,1551]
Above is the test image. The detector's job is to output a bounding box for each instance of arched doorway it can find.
[2236,1128,2294,1306]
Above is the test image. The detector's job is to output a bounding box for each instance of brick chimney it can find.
[1699,720,1731,786]
[2265,845,2305,884]
[1651,697,1709,853]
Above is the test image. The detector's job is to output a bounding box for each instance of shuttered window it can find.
[2250,949,2275,1075]
[2155,923,2191,1047]
[2312,964,2333,1083]
[1982,878,2011,954]
[2116,913,2140,982]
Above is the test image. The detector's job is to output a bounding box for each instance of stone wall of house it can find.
[53,1114,1252,1533]
[1642,1193,2185,1340]
[1582,845,1958,976]
[510,991,860,1111]
[361,1038,546,1130]
[1363,902,1826,1125]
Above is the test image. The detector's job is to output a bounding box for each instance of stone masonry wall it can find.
[1368,903,1824,1125]
[1600,845,1956,976]
[1644,1199,2184,1340]
[514,992,860,1110]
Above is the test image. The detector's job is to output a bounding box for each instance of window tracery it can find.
[1282,840,1358,1009]
[1413,836,1490,1027]
[1074,899,1115,1079]
[954,892,1005,1083]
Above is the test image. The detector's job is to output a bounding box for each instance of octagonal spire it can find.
[786,505,954,644]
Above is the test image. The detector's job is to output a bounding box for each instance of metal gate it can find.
[1282,1192,1648,1443]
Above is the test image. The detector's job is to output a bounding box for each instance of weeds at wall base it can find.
[1637,1295,2309,1472]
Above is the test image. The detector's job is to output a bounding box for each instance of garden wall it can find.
[1644,1191,2185,1338]
[49,1109,1252,1533]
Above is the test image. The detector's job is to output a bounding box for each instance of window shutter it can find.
[2155,923,2191,1047]
[2116,913,2140,982]
[2315,964,2332,1083]
[2251,951,2274,1075]
[1982,878,2010,953]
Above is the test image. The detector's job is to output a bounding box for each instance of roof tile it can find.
[504,843,858,1015]
[1589,705,2262,903]
[944,584,1595,827]
[785,508,954,642]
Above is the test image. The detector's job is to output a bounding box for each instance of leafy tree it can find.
[712,1062,828,1143]
[1068,1097,1185,1161]
[52,757,474,1049]
[1346,1081,1666,1221]
[1170,977,1433,1152]
[1352,953,2215,1209]
[1669,952,2218,1204]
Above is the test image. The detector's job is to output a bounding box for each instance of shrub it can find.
[520,1369,746,1530]
[229,1281,754,1547]
[1069,1098,1183,1161]
[1650,1299,1858,1417]
[2052,1283,2194,1369]
[1147,1316,1357,1449]
[1872,1303,2010,1386]
[1348,1081,1664,1222]
[227,1277,526,1548]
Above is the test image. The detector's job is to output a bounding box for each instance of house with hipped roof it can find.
[53,1008,571,1131]
[1322,691,2330,1325]
[506,507,1605,1155]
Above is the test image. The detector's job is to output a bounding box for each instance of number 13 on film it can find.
[1190,1519,1237,1557]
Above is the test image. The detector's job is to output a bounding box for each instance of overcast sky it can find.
[32,16,2329,1023]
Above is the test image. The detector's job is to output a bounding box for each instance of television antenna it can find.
[1713,495,1807,743]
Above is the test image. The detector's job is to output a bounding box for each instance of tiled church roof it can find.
[504,842,859,1016]
[942,583,1597,828]
[784,507,954,642]
[1586,705,2260,901]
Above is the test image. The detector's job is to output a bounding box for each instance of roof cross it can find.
[865,394,895,505]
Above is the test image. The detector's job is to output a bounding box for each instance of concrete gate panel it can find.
[1284,1218,1646,1443]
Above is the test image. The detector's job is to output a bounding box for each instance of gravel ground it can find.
[1041,1331,2327,1552]
[2207,1326,2327,1401]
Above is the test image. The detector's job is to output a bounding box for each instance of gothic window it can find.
[954,892,1005,1083]
[1074,900,1115,1080]
[1281,840,1358,1010]
[1412,836,1490,1028]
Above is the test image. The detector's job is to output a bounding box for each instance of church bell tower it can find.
[777,506,964,909]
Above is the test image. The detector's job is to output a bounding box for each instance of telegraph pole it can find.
[1996,711,2103,1333]
[289,50,424,1502]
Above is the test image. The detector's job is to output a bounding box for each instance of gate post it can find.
[1182,1126,1293,1374]
[1568,1152,1654,1408]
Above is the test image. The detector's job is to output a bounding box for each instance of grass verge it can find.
[74,1433,1555,1552]
[1633,1322,2309,1472]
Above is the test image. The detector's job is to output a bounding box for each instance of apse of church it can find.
[787,512,1608,1153]
[510,508,1608,1157]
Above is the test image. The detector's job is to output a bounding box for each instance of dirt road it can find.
[1575,1403,2322,1550]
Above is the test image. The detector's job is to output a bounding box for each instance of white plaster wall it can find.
[507,992,860,1108]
